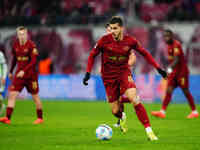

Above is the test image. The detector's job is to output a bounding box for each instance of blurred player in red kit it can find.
[151,29,199,119]
[106,23,136,127]
[0,26,44,124]
[83,16,167,141]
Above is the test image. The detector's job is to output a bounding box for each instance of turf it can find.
[0,100,200,150]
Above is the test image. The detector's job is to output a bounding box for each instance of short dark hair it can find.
[164,29,173,36]
[109,16,123,26]
[105,23,110,28]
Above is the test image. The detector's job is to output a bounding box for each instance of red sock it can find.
[162,92,172,111]
[184,92,196,111]
[134,103,150,128]
[119,102,124,113]
[113,111,122,119]
[6,107,13,120]
[37,109,43,119]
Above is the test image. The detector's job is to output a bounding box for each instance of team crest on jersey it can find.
[174,48,180,54]
[33,48,38,55]
[123,46,130,51]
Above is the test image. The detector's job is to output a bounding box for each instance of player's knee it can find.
[131,95,140,105]
[9,93,18,101]
[112,107,119,115]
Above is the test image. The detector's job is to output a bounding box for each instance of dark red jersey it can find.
[86,34,160,79]
[11,39,38,78]
[167,40,189,74]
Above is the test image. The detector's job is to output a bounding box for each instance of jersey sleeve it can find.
[86,38,103,73]
[30,41,39,56]
[130,37,160,69]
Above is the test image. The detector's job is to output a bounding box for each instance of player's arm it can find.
[167,45,182,74]
[133,39,167,78]
[83,39,102,85]
[168,46,181,74]
[128,51,136,66]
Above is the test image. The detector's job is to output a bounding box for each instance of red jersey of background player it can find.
[167,39,189,75]
[11,39,38,78]
[86,33,160,79]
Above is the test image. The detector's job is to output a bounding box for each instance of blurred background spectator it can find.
[0,0,200,75]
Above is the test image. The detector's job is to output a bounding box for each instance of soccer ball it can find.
[96,124,112,140]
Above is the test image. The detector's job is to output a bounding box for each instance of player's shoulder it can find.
[124,34,136,41]
[174,40,181,47]
[12,39,19,47]
[124,34,138,44]
[101,33,112,40]
[27,39,36,46]
[98,34,112,44]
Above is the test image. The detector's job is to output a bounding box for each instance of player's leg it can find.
[181,88,199,118]
[124,88,158,140]
[178,75,198,118]
[104,80,127,132]
[109,100,127,133]
[0,91,19,124]
[114,95,129,128]
[0,82,6,115]
[151,85,175,118]
[120,71,157,140]
[27,79,43,124]
[32,94,44,124]
[0,93,6,115]
[151,75,176,118]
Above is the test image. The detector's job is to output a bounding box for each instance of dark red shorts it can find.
[103,70,136,103]
[10,75,39,94]
[167,72,189,89]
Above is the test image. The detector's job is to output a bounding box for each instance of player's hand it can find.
[16,70,25,78]
[157,68,167,78]
[83,72,91,86]
[8,73,13,79]
[167,67,173,74]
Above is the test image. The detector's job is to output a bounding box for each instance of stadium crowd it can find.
[1,0,200,26]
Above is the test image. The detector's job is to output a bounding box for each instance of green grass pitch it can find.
[0,100,200,150]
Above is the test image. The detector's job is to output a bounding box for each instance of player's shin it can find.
[6,107,13,120]
[134,100,158,140]
[112,109,122,119]
[162,92,172,111]
[134,102,150,128]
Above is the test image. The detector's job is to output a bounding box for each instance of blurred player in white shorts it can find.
[0,50,7,115]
